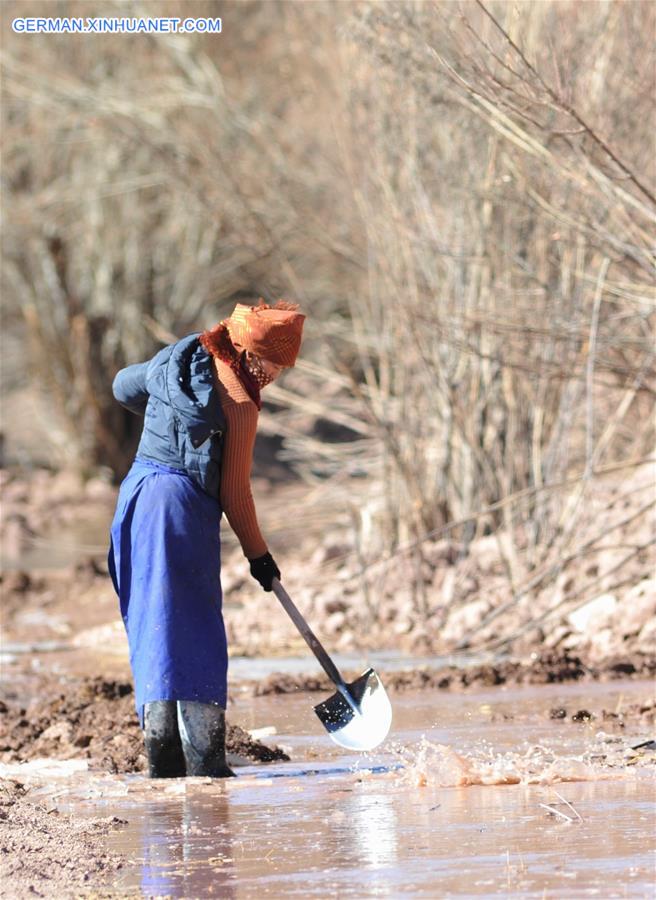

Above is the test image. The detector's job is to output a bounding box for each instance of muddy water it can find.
[22,680,650,898]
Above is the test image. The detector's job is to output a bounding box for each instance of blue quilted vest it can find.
[112,334,226,499]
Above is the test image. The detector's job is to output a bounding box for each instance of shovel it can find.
[272,578,392,752]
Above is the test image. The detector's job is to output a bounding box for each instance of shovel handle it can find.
[271,578,346,689]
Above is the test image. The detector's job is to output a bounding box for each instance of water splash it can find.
[391,735,654,788]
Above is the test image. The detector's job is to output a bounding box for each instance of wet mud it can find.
[549,700,656,728]
[0,778,127,899]
[2,678,654,899]
[0,677,289,774]
[2,664,652,780]
[1,656,654,898]
[252,650,656,696]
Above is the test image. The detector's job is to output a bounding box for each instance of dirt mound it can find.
[0,677,288,773]
[252,651,656,696]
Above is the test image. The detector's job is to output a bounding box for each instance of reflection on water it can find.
[347,791,398,870]
[96,769,653,898]
[135,794,236,898]
[26,679,656,898]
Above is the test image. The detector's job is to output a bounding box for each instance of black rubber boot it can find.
[144,700,186,778]
[177,701,235,778]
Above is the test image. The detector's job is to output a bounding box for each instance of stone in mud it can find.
[614,579,656,636]
[637,616,656,652]
[543,624,572,649]
[568,593,618,633]
[39,721,73,744]
[561,631,585,651]
[599,704,656,731]
[440,598,491,645]
[587,627,624,662]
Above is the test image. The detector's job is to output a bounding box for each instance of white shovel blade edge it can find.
[327,680,393,752]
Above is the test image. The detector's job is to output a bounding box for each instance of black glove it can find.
[249,552,281,592]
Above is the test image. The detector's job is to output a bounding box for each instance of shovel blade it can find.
[313,668,392,752]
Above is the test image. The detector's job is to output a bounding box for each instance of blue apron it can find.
[108,458,227,726]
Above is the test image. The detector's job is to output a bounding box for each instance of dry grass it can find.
[1,1,654,640]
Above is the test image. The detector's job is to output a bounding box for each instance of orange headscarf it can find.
[200,300,305,368]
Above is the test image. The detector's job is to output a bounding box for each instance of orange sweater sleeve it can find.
[213,359,268,559]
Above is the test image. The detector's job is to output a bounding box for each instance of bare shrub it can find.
[1,0,653,643]
[299,0,655,635]
[1,0,346,472]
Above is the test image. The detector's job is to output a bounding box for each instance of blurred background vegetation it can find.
[2,1,654,631]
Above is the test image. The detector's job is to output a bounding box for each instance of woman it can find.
[108,301,305,778]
